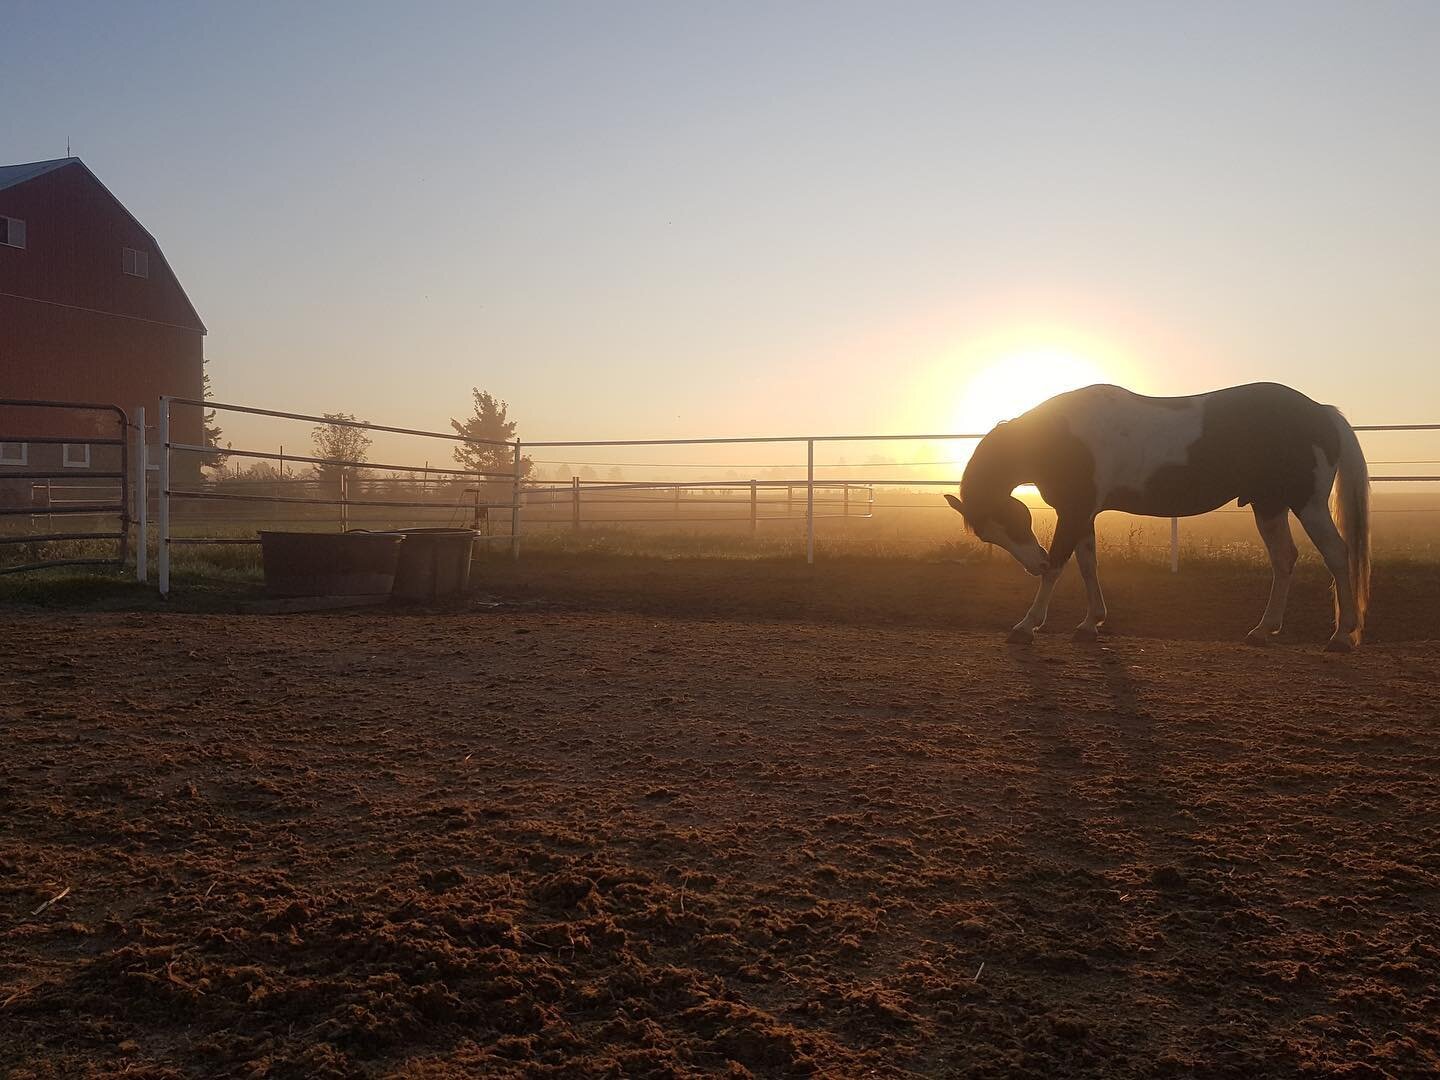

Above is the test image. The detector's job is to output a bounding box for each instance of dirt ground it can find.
[2,557,1439,1078]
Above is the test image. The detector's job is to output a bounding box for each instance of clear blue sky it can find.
[5,1,1439,461]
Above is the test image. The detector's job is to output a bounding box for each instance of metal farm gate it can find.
[0,399,130,574]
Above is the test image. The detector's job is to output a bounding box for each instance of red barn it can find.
[0,157,207,486]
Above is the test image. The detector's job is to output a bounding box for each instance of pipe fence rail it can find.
[7,394,1410,594]
[154,396,525,594]
[522,478,875,533]
[515,432,992,565]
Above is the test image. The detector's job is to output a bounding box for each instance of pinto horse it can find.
[945,382,1371,651]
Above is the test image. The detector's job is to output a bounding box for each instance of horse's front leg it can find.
[1007,512,1085,645]
[1072,529,1107,641]
[1008,567,1064,644]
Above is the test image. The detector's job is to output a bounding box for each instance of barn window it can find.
[0,442,27,466]
[122,247,150,278]
[0,215,26,249]
[62,443,91,469]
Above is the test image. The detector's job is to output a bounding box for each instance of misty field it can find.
[2,556,1439,1079]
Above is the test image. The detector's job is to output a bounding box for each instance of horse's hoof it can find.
[1006,627,1036,645]
[1072,625,1100,643]
[1245,629,1272,647]
[1324,636,1355,654]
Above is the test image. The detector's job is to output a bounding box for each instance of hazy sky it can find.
[5,1,1439,464]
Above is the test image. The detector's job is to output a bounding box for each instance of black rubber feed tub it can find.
[257,531,404,597]
[391,528,477,601]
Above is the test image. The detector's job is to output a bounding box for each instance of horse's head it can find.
[945,493,1050,576]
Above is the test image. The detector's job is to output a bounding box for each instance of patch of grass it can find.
[0,569,153,609]
[0,566,268,612]
[3,517,1437,615]
[493,525,1287,570]
[492,528,820,561]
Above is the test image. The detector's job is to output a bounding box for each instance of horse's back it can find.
[1037,382,1340,517]
[1049,381,1325,417]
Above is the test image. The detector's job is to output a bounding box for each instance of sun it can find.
[952,347,1110,435]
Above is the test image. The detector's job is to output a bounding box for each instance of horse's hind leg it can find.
[1072,530,1107,641]
[1296,497,1358,652]
[1246,506,1298,646]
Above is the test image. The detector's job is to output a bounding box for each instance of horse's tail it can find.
[1328,406,1371,637]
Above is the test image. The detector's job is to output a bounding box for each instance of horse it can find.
[944,382,1371,651]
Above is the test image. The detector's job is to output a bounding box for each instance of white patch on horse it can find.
[974,520,1047,575]
[1059,387,1204,505]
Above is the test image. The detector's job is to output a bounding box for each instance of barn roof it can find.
[0,157,79,192]
[0,156,206,334]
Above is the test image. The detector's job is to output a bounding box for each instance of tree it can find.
[311,413,373,494]
[450,389,533,480]
[200,362,228,475]
[216,459,283,499]
[238,461,281,482]
[379,469,419,500]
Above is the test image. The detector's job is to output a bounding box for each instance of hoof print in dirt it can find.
[1030,949,1092,974]
[419,866,467,893]
[1150,865,1188,893]
[261,900,312,931]
[1049,1015,1089,1040]
[532,872,599,912]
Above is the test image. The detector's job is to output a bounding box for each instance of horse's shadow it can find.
[990,640,1202,964]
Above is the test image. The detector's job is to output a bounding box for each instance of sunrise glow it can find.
[953,347,1111,435]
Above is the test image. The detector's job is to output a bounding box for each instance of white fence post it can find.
[571,475,581,533]
[806,439,815,564]
[1170,516,1179,573]
[134,406,147,583]
[510,442,522,559]
[750,479,758,536]
[158,399,170,595]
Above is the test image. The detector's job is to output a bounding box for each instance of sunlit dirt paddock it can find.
[3,558,1439,1078]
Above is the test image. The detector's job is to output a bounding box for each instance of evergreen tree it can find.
[450,389,533,480]
[200,362,228,475]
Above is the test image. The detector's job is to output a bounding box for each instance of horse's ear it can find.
[944,494,965,515]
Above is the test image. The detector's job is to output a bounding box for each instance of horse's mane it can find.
[960,420,1024,522]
